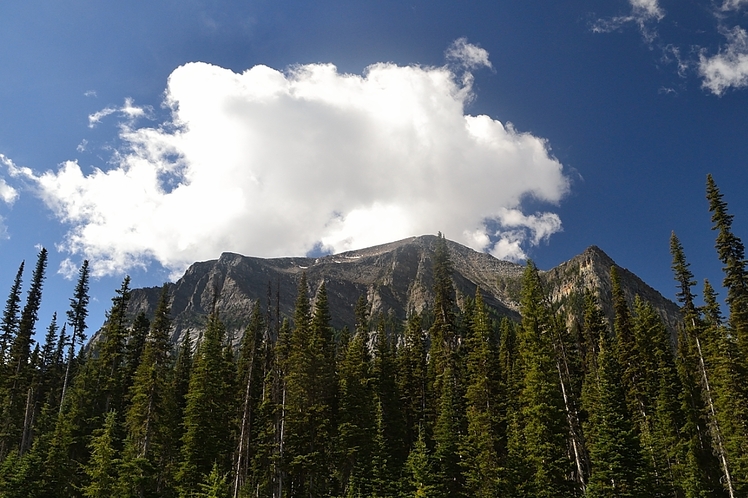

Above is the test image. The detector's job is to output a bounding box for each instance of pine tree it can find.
[60,260,90,410]
[0,262,23,365]
[700,280,747,496]
[95,277,133,416]
[585,333,645,497]
[706,174,748,370]
[510,261,574,498]
[461,288,502,497]
[336,321,375,495]
[10,249,46,380]
[196,462,230,498]
[372,320,405,482]
[1,249,47,459]
[611,267,641,414]
[233,300,265,496]
[632,297,684,495]
[177,311,235,497]
[285,278,337,496]
[122,312,150,398]
[82,410,120,498]
[120,285,174,497]
[404,426,438,498]
[671,233,725,497]
[397,311,428,450]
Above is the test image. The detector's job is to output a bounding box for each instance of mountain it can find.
[125,235,682,343]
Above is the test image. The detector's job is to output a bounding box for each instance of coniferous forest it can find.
[1,175,748,497]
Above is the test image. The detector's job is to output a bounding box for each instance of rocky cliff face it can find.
[542,246,682,333]
[125,235,682,344]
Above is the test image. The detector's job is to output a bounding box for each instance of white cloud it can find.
[58,258,79,279]
[88,97,151,128]
[699,26,748,95]
[0,155,20,205]
[23,45,569,277]
[88,107,117,127]
[721,0,748,11]
[445,37,492,71]
[0,179,18,205]
[592,0,664,42]
[488,208,563,261]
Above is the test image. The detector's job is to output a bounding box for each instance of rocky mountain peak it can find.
[125,236,681,345]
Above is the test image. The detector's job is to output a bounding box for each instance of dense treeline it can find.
[1,175,748,497]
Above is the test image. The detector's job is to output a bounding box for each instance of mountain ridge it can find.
[125,235,681,343]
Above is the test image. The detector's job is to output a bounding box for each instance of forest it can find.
[1,173,748,497]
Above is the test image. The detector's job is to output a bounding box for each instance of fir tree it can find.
[233,300,265,496]
[285,278,337,496]
[461,288,503,497]
[60,260,90,410]
[585,334,645,497]
[95,277,133,416]
[177,312,235,497]
[336,321,375,495]
[706,174,748,369]
[82,410,120,498]
[121,285,174,497]
[0,261,23,365]
[397,311,428,450]
[510,261,574,497]
[404,426,438,498]
[1,249,46,459]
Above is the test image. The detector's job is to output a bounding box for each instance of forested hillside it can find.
[1,175,748,497]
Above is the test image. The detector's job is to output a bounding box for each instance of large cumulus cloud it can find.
[20,42,570,277]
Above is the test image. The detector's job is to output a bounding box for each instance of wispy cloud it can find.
[592,0,664,43]
[22,41,570,276]
[699,26,748,95]
[88,97,151,128]
[445,37,492,71]
[0,155,20,205]
[721,0,748,12]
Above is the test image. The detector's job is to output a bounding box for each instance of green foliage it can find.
[585,334,645,497]
[510,261,575,498]
[82,410,120,498]
[177,312,235,497]
[461,288,503,497]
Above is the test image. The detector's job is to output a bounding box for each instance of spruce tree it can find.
[95,276,132,416]
[700,280,747,496]
[706,174,748,369]
[510,261,574,497]
[461,288,502,497]
[177,312,235,497]
[60,260,90,410]
[396,311,428,450]
[285,279,337,496]
[585,334,645,497]
[1,249,46,459]
[120,285,174,497]
[82,410,120,498]
[0,262,23,365]
[233,300,265,496]
[336,322,375,495]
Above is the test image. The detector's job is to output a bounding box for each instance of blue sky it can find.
[1,0,748,335]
